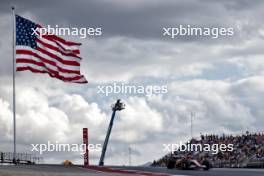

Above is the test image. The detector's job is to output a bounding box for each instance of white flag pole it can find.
[11,6,17,164]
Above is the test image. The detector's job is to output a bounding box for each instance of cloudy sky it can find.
[0,0,264,165]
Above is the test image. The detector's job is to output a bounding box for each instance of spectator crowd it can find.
[153,132,264,167]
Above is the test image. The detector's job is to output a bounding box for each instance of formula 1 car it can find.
[167,155,211,170]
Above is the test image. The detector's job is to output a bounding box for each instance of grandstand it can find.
[0,152,43,165]
[152,132,264,168]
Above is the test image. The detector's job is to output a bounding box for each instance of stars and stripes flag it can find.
[15,15,88,83]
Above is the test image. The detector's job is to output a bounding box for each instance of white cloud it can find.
[0,84,108,164]
[113,97,163,142]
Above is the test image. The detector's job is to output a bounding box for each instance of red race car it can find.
[167,155,211,170]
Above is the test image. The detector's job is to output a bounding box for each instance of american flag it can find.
[15,15,88,83]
